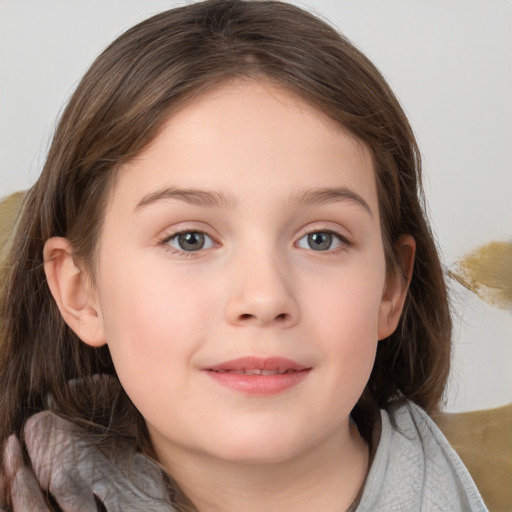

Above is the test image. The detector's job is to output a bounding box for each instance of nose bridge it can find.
[224,239,299,327]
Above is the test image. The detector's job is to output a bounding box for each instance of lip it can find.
[203,357,311,395]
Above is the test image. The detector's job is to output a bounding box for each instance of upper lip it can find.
[205,357,310,374]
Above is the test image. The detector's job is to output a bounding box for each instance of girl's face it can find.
[84,80,409,470]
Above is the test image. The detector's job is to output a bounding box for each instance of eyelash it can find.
[295,229,351,253]
[159,229,216,257]
[158,227,352,257]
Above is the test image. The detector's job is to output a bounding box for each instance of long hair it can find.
[0,0,451,494]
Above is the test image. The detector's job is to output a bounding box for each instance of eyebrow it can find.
[134,185,372,216]
[134,187,238,212]
[290,187,373,216]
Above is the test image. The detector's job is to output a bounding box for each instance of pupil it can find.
[179,232,205,251]
[308,232,332,251]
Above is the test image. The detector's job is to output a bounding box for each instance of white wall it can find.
[1,0,511,412]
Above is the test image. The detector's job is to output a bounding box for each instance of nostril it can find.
[238,312,288,323]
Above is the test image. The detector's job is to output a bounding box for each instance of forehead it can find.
[107,79,377,214]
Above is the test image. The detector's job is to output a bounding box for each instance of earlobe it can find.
[43,237,106,347]
[377,235,416,340]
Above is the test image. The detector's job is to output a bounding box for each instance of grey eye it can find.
[167,232,214,252]
[297,231,343,251]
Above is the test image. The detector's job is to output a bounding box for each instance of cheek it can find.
[305,258,385,385]
[96,264,223,427]
[318,291,380,380]
[96,257,221,377]
[309,259,385,338]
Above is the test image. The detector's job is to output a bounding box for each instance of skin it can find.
[44,80,414,512]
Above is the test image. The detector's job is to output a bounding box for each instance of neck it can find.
[155,420,369,512]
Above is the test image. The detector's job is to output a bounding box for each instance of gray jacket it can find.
[355,401,488,511]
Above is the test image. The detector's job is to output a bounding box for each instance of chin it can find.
[216,445,300,465]
[205,426,311,465]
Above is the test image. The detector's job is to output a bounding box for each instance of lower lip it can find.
[204,370,310,395]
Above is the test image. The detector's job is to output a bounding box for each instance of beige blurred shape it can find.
[450,241,512,310]
[0,191,24,262]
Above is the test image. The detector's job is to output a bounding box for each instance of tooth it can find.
[244,369,262,375]
[261,370,276,375]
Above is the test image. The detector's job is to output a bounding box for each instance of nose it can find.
[224,249,299,328]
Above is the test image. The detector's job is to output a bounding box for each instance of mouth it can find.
[204,357,311,395]
[211,368,299,375]
[206,356,309,373]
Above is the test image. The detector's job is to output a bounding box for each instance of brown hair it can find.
[0,0,451,502]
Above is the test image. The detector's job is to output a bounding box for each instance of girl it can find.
[0,1,488,510]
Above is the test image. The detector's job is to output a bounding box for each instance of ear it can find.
[43,237,106,347]
[378,234,416,340]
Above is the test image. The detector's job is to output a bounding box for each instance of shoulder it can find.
[355,400,489,512]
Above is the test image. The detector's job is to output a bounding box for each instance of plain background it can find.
[1,0,511,412]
